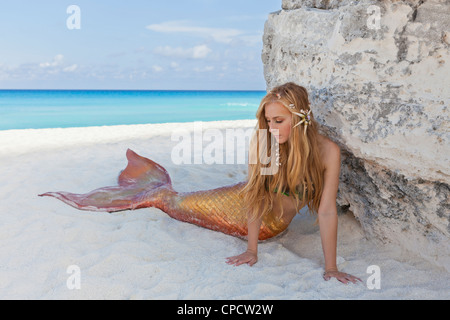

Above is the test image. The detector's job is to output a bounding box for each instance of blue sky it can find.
[0,0,281,90]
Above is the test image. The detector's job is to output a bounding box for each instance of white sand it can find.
[0,120,448,300]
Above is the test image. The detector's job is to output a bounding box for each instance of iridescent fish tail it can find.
[39,149,173,213]
[39,149,289,240]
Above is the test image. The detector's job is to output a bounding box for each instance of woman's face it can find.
[264,102,292,144]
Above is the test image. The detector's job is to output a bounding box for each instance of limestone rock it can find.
[262,0,450,270]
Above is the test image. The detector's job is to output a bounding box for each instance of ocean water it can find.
[0,90,266,130]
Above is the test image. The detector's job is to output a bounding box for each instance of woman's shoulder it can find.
[317,134,341,166]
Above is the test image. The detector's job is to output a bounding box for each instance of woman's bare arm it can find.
[225,214,262,267]
[226,162,263,266]
[318,142,361,284]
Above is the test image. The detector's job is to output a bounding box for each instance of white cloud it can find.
[170,62,182,72]
[193,66,215,73]
[154,44,212,59]
[0,54,81,81]
[39,54,64,68]
[63,64,78,72]
[192,45,212,59]
[152,65,163,72]
[146,20,242,44]
[236,33,263,46]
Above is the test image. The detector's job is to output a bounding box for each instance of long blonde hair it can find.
[240,82,324,221]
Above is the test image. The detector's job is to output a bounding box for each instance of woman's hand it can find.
[226,250,258,267]
[323,269,362,284]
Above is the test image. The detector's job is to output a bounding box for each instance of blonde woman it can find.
[40,82,361,284]
[226,82,360,284]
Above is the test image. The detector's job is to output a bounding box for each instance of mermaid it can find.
[39,82,361,284]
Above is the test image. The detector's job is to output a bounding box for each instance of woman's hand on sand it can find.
[226,250,257,267]
[323,270,362,284]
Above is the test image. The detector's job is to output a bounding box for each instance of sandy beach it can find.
[0,120,448,300]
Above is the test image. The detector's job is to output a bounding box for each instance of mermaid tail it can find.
[39,149,289,240]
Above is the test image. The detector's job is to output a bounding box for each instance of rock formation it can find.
[262,0,449,270]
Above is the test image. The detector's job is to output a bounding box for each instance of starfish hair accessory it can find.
[269,90,281,99]
[292,109,312,134]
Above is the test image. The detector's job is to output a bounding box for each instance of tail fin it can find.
[39,149,172,213]
[118,149,171,187]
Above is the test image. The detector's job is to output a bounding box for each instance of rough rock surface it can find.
[262,0,450,270]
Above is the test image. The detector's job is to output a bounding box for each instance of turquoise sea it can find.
[0,90,266,130]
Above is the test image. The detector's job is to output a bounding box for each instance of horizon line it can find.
[0,88,267,92]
